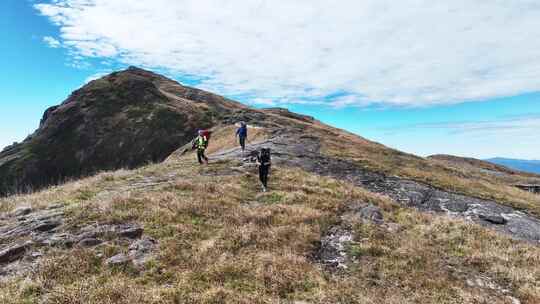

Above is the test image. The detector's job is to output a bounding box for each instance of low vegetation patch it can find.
[1,153,539,303]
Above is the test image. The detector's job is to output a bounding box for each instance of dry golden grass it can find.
[205,125,268,155]
[165,124,269,163]
[1,154,539,303]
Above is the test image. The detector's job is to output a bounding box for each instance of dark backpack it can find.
[259,148,271,165]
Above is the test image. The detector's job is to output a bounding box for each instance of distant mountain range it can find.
[486,157,540,174]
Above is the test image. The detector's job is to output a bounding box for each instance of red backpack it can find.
[200,129,212,140]
[200,129,212,147]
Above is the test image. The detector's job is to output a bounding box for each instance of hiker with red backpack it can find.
[192,129,210,165]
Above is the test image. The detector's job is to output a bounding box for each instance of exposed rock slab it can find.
[0,205,154,279]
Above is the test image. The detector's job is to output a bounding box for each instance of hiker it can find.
[257,148,271,192]
[236,121,248,152]
[193,130,209,165]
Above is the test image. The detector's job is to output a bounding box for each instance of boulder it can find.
[128,237,156,253]
[128,237,157,267]
[106,253,131,267]
[318,226,353,269]
[385,222,402,233]
[78,238,103,247]
[0,241,32,264]
[117,225,144,239]
[46,203,65,210]
[12,207,33,217]
[40,233,75,248]
[358,204,384,224]
[33,220,61,232]
[479,214,507,225]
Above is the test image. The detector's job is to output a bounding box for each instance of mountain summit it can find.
[0,67,247,196]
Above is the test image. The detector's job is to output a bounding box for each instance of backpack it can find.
[192,130,212,149]
[259,148,271,165]
[237,125,247,137]
[200,130,212,142]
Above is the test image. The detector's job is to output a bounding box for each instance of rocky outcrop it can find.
[0,205,156,279]
[514,184,540,194]
[106,237,158,268]
[0,67,248,197]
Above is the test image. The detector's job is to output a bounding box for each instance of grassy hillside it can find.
[0,67,247,197]
[301,122,540,217]
[1,126,539,304]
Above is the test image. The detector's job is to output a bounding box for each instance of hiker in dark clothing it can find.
[193,130,209,165]
[236,122,248,152]
[257,148,271,192]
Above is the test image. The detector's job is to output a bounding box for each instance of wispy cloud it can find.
[84,71,112,84]
[250,98,277,107]
[43,36,61,48]
[385,114,540,136]
[35,0,540,107]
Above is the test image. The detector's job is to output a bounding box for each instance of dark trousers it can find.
[259,165,270,188]
[239,136,246,150]
[197,148,208,164]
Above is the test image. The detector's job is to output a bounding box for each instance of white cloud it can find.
[43,36,61,48]
[84,70,112,83]
[393,114,540,136]
[34,0,540,107]
[376,114,540,159]
[250,98,277,107]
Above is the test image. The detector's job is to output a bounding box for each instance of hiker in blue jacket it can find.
[236,122,248,152]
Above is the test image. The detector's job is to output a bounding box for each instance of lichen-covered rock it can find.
[77,223,144,240]
[479,214,508,225]
[318,226,353,269]
[0,202,156,279]
[106,236,158,269]
[0,209,64,240]
[0,241,32,264]
[78,238,103,247]
[106,254,130,267]
[128,237,157,267]
[358,204,384,224]
[12,207,33,217]
[117,225,144,239]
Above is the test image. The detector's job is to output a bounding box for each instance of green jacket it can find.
[194,135,208,150]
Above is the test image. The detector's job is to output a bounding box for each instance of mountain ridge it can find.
[429,154,540,178]
[486,157,540,175]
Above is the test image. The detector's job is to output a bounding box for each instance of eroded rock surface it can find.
[0,206,156,279]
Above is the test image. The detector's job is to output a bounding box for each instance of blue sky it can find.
[1,0,539,159]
